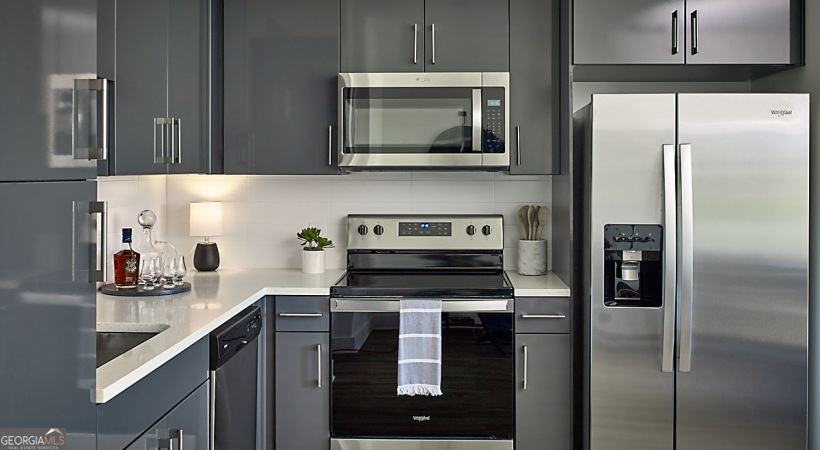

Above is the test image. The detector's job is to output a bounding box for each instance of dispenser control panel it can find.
[604,225,662,252]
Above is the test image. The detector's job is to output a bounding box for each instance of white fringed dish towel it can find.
[397,299,443,396]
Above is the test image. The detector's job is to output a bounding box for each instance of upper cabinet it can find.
[574,0,801,66]
[103,0,216,175]
[223,0,340,175]
[509,0,559,175]
[341,0,509,73]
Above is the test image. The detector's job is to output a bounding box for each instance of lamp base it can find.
[194,242,220,271]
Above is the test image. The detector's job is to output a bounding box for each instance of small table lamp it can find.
[190,202,223,271]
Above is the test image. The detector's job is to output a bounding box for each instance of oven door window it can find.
[331,311,513,439]
[343,88,477,155]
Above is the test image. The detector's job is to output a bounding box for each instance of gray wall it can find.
[752,3,816,446]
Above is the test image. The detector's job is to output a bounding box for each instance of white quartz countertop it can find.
[95,268,569,403]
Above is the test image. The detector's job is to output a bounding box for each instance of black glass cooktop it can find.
[331,270,513,299]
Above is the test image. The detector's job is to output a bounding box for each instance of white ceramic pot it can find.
[302,250,326,274]
[517,239,547,276]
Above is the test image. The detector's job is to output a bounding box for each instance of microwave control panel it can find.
[482,87,506,153]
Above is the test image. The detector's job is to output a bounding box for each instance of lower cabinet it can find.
[97,337,209,450]
[124,381,209,450]
[275,296,330,450]
[515,334,571,450]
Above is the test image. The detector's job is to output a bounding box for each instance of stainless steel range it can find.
[330,215,514,450]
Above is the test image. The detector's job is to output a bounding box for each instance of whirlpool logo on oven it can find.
[771,109,793,117]
[413,415,431,422]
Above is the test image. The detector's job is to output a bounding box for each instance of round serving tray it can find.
[100,282,191,297]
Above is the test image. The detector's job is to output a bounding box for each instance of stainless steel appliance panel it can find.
[675,94,808,450]
[332,439,513,450]
[573,0,685,64]
[588,94,676,450]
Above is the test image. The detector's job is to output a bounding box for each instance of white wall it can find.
[98,173,552,272]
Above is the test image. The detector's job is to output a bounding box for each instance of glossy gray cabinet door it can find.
[0,0,98,182]
[0,182,98,448]
[424,0,509,72]
[509,0,559,175]
[224,0,339,175]
[124,382,209,450]
[515,334,571,450]
[341,0,424,72]
[685,0,795,64]
[275,333,330,450]
[574,0,685,64]
[113,0,209,175]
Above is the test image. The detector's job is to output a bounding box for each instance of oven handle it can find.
[331,298,512,313]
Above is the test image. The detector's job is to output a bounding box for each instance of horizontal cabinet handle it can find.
[278,313,324,318]
[520,313,566,319]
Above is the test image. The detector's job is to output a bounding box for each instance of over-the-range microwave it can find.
[338,72,509,170]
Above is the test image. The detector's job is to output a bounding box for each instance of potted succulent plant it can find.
[297,227,334,274]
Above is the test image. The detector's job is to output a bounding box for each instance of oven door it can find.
[330,298,514,442]
[338,73,508,170]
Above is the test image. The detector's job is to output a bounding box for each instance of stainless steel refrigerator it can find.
[577,94,809,450]
[0,1,106,447]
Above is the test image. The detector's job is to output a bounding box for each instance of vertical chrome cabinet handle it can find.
[72,78,109,161]
[413,24,418,64]
[209,373,216,450]
[661,145,677,373]
[690,10,699,55]
[516,126,521,165]
[431,23,436,64]
[671,11,679,55]
[328,125,333,166]
[522,345,528,390]
[89,201,107,283]
[471,89,482,152]
[679,143,694,372]
[169,429,183,450]
[173,118,182,164]
[317,344,323,388]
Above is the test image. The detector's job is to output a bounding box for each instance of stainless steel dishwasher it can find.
[210,305,262,450]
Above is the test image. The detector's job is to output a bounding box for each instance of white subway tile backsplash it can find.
[102,173,552,271]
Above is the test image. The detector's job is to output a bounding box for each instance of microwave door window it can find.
[344,88,474,154]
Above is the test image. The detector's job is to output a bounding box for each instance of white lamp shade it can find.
[190,202,224,238]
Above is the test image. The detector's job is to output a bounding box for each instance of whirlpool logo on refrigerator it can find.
[771,109,793,117]
[412,416,431,422]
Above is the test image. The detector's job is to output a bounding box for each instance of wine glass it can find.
[174,256,187,286]
[162,257,177,289]
[139,257,161,291]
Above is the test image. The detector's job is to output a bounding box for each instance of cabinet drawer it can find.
[514,297,570,334]
[275,296,329,332]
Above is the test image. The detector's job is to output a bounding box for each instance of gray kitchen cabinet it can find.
[509,0,559,175]
[97,338,208,450]
[341,0,508,73]
[275,296,330,450]
[124,381,209,450]
[515,334,571,450]
[574,0,800,65]
[223,0,339,175]
[514,297,572,450]
[106,0,213,175]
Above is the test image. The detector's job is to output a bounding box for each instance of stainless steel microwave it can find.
[338,72,509,170]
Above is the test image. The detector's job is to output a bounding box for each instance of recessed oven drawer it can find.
[275,296,329,332]
[514,297,571,334]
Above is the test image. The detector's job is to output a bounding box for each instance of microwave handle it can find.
[472,89,482,152]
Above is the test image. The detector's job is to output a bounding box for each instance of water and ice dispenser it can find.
[603,224,663,307]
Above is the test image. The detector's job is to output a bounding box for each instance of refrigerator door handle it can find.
[661,144,677,373]
[679,143,694,372]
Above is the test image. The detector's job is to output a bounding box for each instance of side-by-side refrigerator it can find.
[577,94,809,450]
[0,1,107,448]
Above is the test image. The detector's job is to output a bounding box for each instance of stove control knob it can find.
[374,225,384,236]
[466,225,476,236]
[357,224,368,236]
[482,224,492,236]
